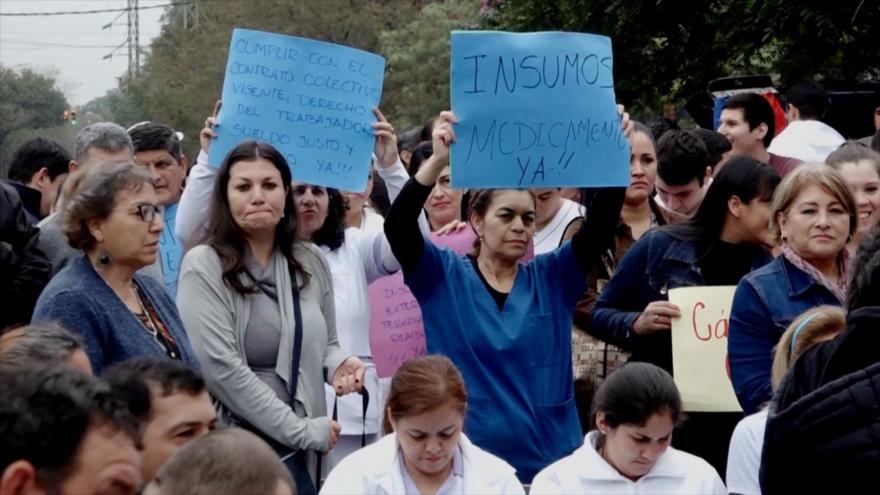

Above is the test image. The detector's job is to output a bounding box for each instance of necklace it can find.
[132,285,179,359]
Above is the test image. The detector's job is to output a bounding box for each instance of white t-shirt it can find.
[533,198,585,255]
[726,409,768,495]
[768,120,845,163]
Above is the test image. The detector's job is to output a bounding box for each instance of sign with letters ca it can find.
[210,28,385,191]
[669,286,742,412]
[450,31,630,188]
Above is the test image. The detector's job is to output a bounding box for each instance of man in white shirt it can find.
[769,81,845,162]
[532,187,584,255]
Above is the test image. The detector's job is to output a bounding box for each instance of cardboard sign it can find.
[369,228,534,377]
[159,203,182,299]
[210,28,385,191]
[669,286,742,412]
[449,31,630,188]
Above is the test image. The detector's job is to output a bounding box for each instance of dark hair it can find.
[204,140,306,294]
[311,186,347,250]
[396,127,422,155]
[786,81,828,120]
[152,428,295,495]
[420,117,438,142]
[632,121,655,147]
[64,161,156,251]
[467,188,537,256]
[650,117,679,142]
[8,138,71,183]
[656,130,710,186]
[407,141,434,177]
[129,122,182,160]
[723,93,776,148]
[384,355,467,435]
[369,169,391,217]
[0,369,138,488]
[590,362,683,430]
[102,357,206,423]
[847,231,880,312]
[692,128,732,170]
[0,323,85,371]
[664,155,780,251]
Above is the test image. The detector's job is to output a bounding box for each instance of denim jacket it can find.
[728,255,842,414]
[590,229,772,372]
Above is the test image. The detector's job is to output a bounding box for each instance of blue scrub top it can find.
[405,238,586,482]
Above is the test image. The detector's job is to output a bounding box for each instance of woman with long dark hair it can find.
[177,140,364,494]
[177,106,406,474]
[590,155,781,473]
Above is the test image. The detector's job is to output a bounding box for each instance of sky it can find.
[0,0,168,105]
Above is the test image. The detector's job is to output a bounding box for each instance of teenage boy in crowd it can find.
[655,130,712,217]
[769,81,844,162]
[718,93,801,178]
[5,138,72,223]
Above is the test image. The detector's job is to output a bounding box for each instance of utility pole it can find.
[133,0,140,76]
[126,0,134,79]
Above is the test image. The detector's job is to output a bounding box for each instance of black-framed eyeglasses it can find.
[115,203,165,223]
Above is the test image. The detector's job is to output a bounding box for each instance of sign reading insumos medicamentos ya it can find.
[210,29,385,191]
[450,31,630,188]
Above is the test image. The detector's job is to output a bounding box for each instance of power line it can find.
[0,2,187,17]
[1,38,150,49]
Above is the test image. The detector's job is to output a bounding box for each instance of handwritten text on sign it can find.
[669,286,742,412]
[369,228,534,377]
[210,28,385,191]
[449,31,630,188]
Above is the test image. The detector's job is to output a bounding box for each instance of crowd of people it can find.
[2,78,880,495]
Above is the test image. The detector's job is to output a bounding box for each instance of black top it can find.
[698,239,770,286]
[384,178,626,306]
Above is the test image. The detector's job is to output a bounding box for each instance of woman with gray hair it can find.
[31,161,199,374]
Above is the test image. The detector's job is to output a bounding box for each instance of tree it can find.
[129,0,432,159]
[0,65,69,176]
[483,0,879,116]
[379,0,482,131]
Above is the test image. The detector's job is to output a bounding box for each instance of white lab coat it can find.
[530,431,727,495]
[320,432,525,495]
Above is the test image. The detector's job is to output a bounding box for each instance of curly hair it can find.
[63,161,155,251]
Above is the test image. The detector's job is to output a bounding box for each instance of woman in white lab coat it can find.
[320,355,524,495]
[531,363,726,495]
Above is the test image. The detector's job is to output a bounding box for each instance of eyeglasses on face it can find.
[113,203,165,223]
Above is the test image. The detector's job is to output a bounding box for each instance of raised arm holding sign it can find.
[449,31,630,188]
[210,28,385,191]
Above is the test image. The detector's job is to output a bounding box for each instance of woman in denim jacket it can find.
[729,164,857,415]
[590,156,780,373]
[591,156,780,475]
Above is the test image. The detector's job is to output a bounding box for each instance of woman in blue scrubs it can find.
[383,110,630,482]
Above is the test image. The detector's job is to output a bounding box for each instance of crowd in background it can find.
[2,80,880,495]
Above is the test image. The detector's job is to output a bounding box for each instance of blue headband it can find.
[790,313,822,353]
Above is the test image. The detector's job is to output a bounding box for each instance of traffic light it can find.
[70,111,77,126]
[63,110,70,121]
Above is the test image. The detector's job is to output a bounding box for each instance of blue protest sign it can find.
[210,28,385,191]
[450,31,630,188]
[159,203,182,299]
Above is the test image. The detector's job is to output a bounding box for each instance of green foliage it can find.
[379,0,482,131]
[121,0,433,159]
[484,0,879,116]
[0,65,69,176]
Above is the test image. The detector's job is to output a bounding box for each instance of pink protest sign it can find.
[369,227,533,377]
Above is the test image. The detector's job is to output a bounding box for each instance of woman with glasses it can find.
[32,161,199,374]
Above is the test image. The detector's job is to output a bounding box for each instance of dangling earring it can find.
[97,239,112,266]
